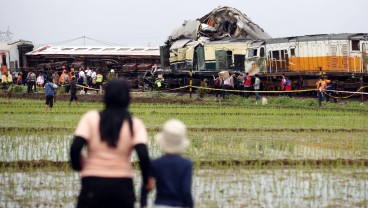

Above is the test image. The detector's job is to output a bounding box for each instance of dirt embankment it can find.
[0,92,198,104]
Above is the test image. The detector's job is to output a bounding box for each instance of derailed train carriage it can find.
[145,6,368,92]
[26,45,160,87]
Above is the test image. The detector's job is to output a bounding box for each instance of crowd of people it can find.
[0,65,119,111]
[212,71,293,102]
[1,65,114,94]
[211,71,341,106]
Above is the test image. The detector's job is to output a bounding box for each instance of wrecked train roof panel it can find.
[26,46,160,56]
[199,6,271,40]
[168,6,271,43]
[170,39,192,50]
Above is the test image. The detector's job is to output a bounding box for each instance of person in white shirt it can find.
[222,74,231,99]
[85,67,92,77]
[78,68,85,78]
[36,73,44,89]
[253,74,261,103]
[91,69,97,87]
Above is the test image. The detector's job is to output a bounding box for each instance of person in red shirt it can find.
[244,72,252,98]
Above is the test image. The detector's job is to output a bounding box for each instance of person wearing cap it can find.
[70,79,151,208]
[141,119,194,208]
[107,69,117,81]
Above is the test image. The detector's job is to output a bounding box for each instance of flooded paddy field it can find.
[1,167,367,208]
[1,130,368,162]
[1,97,368,207]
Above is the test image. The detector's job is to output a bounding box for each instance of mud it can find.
[2,159,368,171]
[0,92,198,104]
[2,126,366,134]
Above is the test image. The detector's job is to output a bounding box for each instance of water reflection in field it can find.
[1,168,367,208]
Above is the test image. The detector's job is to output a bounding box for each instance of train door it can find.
[362,43,367,72]
[233,54,245,71]
[215,50,232,71]
[350,39,361,72]
[280,49,289,70]
[289,47,296,70]
[1,52,8,74]
[17,44,34,68]
[270,50,280,72]
[258,46,266,73]
[196,46,206,71]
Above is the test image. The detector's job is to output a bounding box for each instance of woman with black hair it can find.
[70,78,151,208]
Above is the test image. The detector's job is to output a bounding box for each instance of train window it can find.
[89,48,102,51]
[103,48,116,51]
[272,51,280,60]
[290,48,296,56]
[62,48,73,51]
[248,49,255,57]
[132,48,144,51]
[259,47,265,58]
[117,48,130,51]
[75,48,88,51]
[352,40,360,51]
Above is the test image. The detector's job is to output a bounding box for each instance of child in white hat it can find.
[141,119,193,208]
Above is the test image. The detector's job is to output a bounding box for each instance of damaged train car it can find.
[145,5,272,88]
[26,45,160,87]
[148,6,367,91]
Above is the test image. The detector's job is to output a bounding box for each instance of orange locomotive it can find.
[245,33,368,90]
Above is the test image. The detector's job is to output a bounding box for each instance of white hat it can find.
[154,119,189,154]
[110,69,115,72]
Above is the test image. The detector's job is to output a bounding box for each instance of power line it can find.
[85,36,125,46]
[38,36,125,47]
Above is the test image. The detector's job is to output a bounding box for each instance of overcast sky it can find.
[1,0,367,48]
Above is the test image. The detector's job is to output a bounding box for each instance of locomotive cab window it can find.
[290,48,296,56]
[352,40,360,51]
[259,47,265,58]
[248,49,256,58]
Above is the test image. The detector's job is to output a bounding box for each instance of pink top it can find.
[74,110,148,178]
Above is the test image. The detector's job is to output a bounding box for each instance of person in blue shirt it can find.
[141,119,194,208]
[44,78,57,112]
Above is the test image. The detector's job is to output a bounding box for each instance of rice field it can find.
[1,96,368,207]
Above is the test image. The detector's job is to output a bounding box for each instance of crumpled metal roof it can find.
[168,6,271,44]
